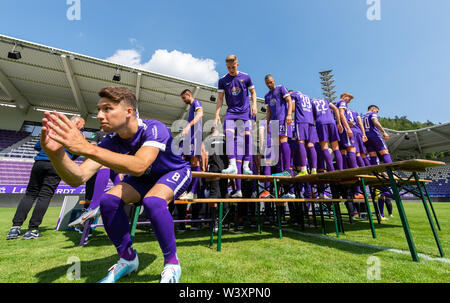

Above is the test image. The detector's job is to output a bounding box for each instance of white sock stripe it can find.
[174,169,191,198]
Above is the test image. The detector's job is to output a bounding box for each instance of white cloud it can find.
[105,48,219,86]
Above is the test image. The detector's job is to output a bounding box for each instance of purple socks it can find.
[333,150,343,170]
[357,156,365,167]
[297,141,307,167]
[363,157,371,167]
[381,153,392,163]
[142,196,179,265]
[280,142,291,172]
[322,149,335,171]
[347,152,358,169]
[307,146,317,170]
[88,168,110,210]
[378,199,385,217]
[99,194,133,258]
[369,156,378,165]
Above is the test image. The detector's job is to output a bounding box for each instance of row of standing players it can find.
[176,68,394,225]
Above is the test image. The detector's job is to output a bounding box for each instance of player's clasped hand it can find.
[44,111,90,156]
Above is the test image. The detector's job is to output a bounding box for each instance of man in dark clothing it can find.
[6,116,85,240]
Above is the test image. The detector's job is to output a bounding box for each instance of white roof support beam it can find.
[135,72,142,101]
[135,72,142,117]
[414,132,424,157]
[430,129,450,143]
[0,66,30,113]
[388,134,405,154]
[179,86,200,121]
[61,54,89,119]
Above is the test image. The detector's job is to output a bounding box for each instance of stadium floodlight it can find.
[319,70,333,75]
[0,102,16,108]
[261,106,267,113]
[404,134,410,140]
[34,107,81,116]
[210,95,216,102]
[7,43,21,60]
[113,69,121,82]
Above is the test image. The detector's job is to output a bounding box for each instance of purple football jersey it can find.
[99,119,189,177]
[187,98,203,139]
[347,109,362,134]
[311,98,336,125]
[336,99,348,111]
[264,85,290,122]
[291,91,314,125]
[218,72,254,120]
[362,112,381,137]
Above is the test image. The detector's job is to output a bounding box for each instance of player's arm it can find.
[44,111,160,178]
[284,95,293,125]
[372,117,389,140]
[249,87,257,116]
[259,124,266,150]
[181,107,204,137]
[329,103,343,133]
[266,106,271,134]
[40,120,102,187]
[202,142,207,172]
[357,116,368,141]
[339,107,352,137]
[214,92,224,126]
[85,145,159,177]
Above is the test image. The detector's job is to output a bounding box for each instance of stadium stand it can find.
[417,158,450,197]
[0,129,32,152]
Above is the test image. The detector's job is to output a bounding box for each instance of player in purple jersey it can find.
[289,90,318,177]
[347,108,369,167]
[40,87,191,283]
[311,97,344,172]
[337,92,360,169]
[363,105,392,164]
[264,74,294,198]
[178,89,204,201]
[214,55,257,191]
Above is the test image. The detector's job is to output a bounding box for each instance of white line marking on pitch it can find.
[279,228,450,264]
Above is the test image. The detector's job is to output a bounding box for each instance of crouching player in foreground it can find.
[40,87,191,283]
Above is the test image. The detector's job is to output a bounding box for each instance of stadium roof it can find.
[0,34,266,128]
[386,123,450,159]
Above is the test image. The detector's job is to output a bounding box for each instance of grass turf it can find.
[0,201,449,283]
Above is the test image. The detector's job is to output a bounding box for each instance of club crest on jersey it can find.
[231,86,241,96]
[270,98,276,106]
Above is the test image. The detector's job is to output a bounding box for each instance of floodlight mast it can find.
[319,69,337,103]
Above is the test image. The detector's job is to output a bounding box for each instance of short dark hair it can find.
[180,89,192,96]
[99,86,138,114]
[265,74,274,80]
[368,105,379,111]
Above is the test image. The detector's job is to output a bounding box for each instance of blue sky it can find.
[1,0,449,123]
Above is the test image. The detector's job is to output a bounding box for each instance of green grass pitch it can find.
[0,201,449,283]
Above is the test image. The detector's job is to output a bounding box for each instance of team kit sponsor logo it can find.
[231,86,241,96]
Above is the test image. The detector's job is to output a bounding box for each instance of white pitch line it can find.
[279,228,450,264]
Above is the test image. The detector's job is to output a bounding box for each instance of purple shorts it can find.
[279,122,293,138]
[296,123,318,143]
[352,129,367,154]
[224,117,252,133]
[122,166,192,200]
[365,135,388,153]
[316,123,340,143]
[339,128,355,149]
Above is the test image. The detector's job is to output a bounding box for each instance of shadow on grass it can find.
[58,218,403,258]
[60,226,280,250]
[34,252,159,283]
